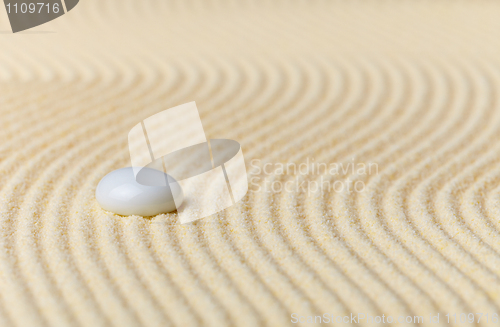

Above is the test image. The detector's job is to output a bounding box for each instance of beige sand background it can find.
[1,1,500,326]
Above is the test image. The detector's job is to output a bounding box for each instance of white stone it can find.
[96,167,183,216]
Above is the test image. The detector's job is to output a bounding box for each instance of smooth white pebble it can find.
[96,167,183,216]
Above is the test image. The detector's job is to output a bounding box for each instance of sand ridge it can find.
[1,1,500,326]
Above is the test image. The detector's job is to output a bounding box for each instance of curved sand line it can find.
[2,1,500,326]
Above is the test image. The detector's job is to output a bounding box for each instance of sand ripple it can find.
[1,1,500,326]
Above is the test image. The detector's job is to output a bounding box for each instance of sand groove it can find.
[2,1,500,326]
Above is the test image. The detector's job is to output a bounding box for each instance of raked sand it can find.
[1,1,500,326]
